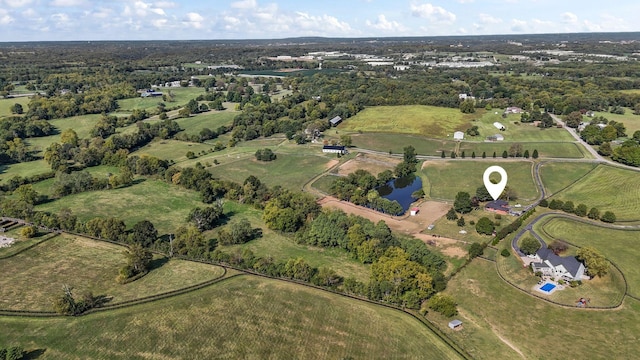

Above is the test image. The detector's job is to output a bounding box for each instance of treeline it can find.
[539,198,616,223]
[329,169,404,216]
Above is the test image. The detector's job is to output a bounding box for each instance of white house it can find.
[530,247,585,282]
[453,131,464,140]
[493,122,506,131]
[322,145,347,154]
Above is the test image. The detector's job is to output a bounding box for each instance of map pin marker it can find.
[483,166,508,201]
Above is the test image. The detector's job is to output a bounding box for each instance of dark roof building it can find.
[532,247,585,281]
[322,145,347,154]
[486,200,509,214]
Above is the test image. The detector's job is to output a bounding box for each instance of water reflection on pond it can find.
[377,176,422,213]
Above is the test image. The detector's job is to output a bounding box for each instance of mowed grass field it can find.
[473,111,574,142]
[175,111,236,136]
[0,275,463,359]
[590,107,640,134]
[208,153,333,191]
[443,260,640,359]
[458,141,587,159]
[539,162,598,195]
[116,87,207,112]
[35,180,203,234]
[422,160,538,201]
[132,139,214,163]
[0,159,50,184]
[539,217,640,297]
[0,96,30,118]
[352,133,455,156]
[341,105,475,137]
[0,233,223,311]
[555,165,640,222]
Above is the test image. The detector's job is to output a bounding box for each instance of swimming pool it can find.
[540,283,556,292]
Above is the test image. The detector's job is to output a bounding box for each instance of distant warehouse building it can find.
[322,145,347,154]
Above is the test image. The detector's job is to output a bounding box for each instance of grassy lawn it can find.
[539,217,640,297]
[0,159,50,183]
[473,111,574,142]
[443,259,640,359]
[341,105,475,138]
[428,209,508,245]
[539,162,598,196]
[0,233,223,311]
[0,96,30,118]
[208,152,334,191]
[352,133,455,156]
[555,165,640,222]
[49,114,102,139]
[310,174,337,194]
[458,141,586,159]
[0,275,463,359]
[590,108,640,134]
[175,111,236,136]
[132,139,214,163]
[422,160,537,201]
[35,179,203,234]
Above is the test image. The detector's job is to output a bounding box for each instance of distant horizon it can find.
[1,31,639,45]
[0,1,638,42]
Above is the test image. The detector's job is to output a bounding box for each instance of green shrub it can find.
[500,248,511,257]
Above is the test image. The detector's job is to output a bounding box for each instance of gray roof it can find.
[536,247,583,277]
[448,320,462,327]
[329,116,342,125]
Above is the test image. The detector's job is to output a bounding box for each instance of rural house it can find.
[530,247,585,282]
[485,200,510,215]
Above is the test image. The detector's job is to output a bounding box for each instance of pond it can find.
[377,175,423,213]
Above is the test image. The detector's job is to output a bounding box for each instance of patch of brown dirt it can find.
[336,154,400,176]
[325,159,339,170]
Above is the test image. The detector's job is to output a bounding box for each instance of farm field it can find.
[473,111,574,142]
[458,141,586,159]
[554,165,640,222]
[208,152,334,191]
[539,162,597,195]
[116,87,207,112]
[590,107,640,134]
[0,159,50,184]
[352,133,455,156]
[26,165,119,197]
[443,259,640,359]
[0,275,463,359]
[538,217,640,297]
[35,179,204,234]
[132,139,214,163]
[0,96,30,118]
[341,105,475,138]
[422,160,538,201]
[0,233,223,311]
[427,209,507,245]
[174,111,236,135]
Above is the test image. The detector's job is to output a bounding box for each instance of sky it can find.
[0,0,639,42]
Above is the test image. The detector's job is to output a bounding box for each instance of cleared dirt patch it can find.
[325,159,340,170]
[318,197,449,235]
[337,153,401,176]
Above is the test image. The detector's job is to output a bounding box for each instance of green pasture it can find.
[341,105,474,138]
[208,152,334,191]
[458,141,586,159]
[132,139,214,163]
[555,165,640,222]
[0,96,30,118]
[539,217,640,297]
[175,111,236,136]
[310,174,336,195]
[0,275,462,359]
[25,165,119,197]
[0,233,223,311]
[0,229,55,259]
[539,162,597,196]
[473,111,574,142]
[444,260,640,359]
[428,209,511,245]
[116,87,207,112]
[0,159,50,184]
[590,108,640,134]
[352,133,455,156]
[49,114,102,139]
[422,160,538,201]
[218,202,371,282]
[36,179,203,234]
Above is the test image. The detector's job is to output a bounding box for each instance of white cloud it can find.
[366,14,405,32]
[457,0,474,3]
[510,19,527,32]
[3,0,33,7]
[50,0,86,7]
[478,13,502,25]
[51,12,72,28]
[231,0,257,10]
[0,9,14,25]
[562,12,578,24]
[183,12,204,29]
[410,2,456,24]
[154,1,177,9]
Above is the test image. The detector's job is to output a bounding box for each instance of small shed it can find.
[329,116,343,127]
[410,207,420,216]
[494,134,505,141]
[453,131,464,140]
[448,319,463,330]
